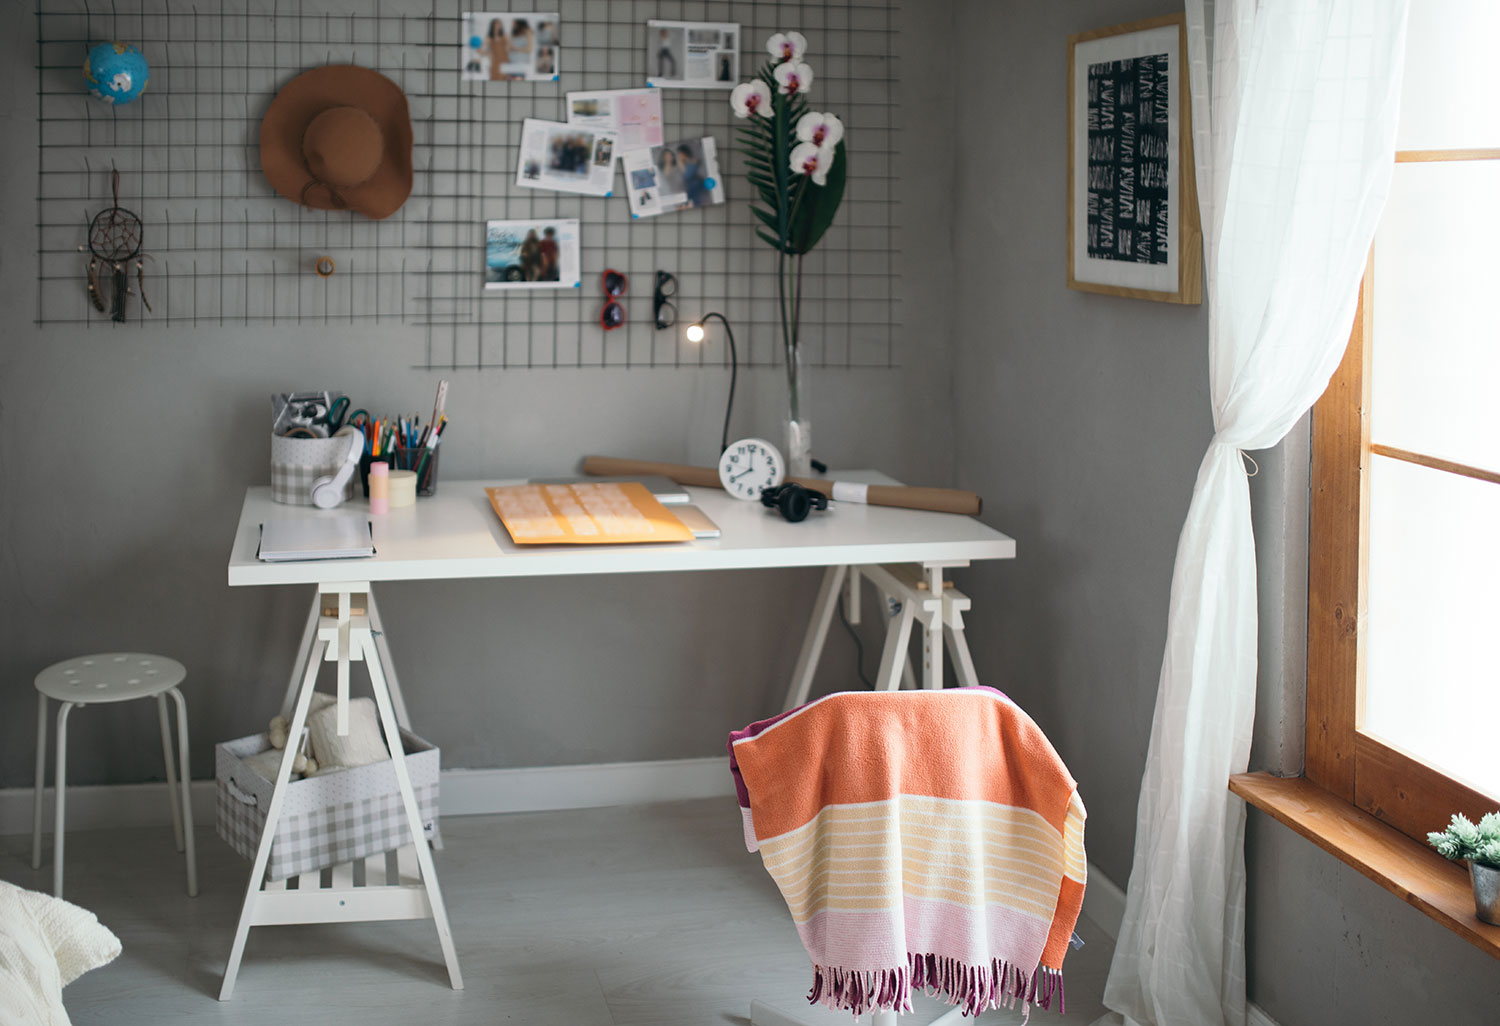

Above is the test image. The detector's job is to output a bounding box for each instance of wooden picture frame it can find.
[1067,14,1202,304]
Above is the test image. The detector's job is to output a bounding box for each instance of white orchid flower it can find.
[790,141,836,186]
[795,112,843,149]
[730,79,773,119]
[766,31,807,63]
[774,61,813,96]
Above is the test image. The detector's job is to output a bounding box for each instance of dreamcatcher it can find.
[84,168,152,322]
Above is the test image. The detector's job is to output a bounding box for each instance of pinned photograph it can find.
[646,20,739,89]
[514,118,618,196]
[462,12,561,81]
[566,88,664,150]
[485,219,580,290]
[622,137,725,218]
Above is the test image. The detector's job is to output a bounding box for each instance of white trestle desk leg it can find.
[220,636,328,1000]
[361,628,463,990]
[943,589,980,688]
[364,588,411,730]
[279,590,322,719]
[923,564,945,689]
[783,565,848,711]
[876,600,916,692]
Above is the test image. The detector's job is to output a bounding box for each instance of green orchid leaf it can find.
[755,227,790,253]
[785,142,847,255]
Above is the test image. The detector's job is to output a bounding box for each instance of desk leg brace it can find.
[220,588,462,1000]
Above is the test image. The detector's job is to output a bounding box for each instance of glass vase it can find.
[783,344,813,478]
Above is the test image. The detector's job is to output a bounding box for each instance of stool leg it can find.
[168,687,199,898]
[158,693,185,854]
[32,693,47,870]
[53,702,74,898]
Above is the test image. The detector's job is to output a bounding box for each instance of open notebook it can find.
[258,515,374,562]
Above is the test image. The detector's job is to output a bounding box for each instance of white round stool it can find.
[30,653,198,899]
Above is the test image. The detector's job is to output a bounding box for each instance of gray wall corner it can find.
[1248,412,1311,777]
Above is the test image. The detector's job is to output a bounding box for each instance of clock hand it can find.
[730,465,756,482]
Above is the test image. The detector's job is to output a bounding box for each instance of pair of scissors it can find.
[321,395,351,434]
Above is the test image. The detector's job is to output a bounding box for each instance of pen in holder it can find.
[361,445,440,497]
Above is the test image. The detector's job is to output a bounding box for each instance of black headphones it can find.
[761,483,829,523]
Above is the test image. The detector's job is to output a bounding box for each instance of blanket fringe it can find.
[808,955,1066,1019]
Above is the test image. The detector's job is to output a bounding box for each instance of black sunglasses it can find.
[653,270,677,330]
[600,269,627,331]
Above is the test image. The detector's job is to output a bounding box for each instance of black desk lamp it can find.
[685,313,737,455]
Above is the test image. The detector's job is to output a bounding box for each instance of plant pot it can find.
[1472,861,1500,925]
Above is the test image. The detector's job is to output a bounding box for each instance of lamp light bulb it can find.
[686,323,706,343]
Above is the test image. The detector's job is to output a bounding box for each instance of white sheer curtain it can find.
[1098,3,1409,1026]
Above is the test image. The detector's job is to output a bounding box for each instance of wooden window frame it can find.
[1305,155,1500,844]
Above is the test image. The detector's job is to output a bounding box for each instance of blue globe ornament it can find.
[84,41,150,105]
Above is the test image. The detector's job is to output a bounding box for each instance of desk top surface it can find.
[226,472,1016,587]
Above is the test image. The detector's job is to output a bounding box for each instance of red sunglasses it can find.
[600,269,627,330]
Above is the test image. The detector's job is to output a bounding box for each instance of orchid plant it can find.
[731,31,846,461]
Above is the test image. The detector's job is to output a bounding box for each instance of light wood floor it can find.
[0,798,1113,1025]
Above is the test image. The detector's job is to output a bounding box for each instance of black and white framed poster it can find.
[1067,14,1201,304]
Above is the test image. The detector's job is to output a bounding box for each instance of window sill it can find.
[1230,772,1500,961]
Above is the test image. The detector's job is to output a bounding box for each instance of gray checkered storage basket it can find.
[215,729,439,881]
[270,433,357,505]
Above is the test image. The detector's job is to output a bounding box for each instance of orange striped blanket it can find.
[729,687,1086,1018]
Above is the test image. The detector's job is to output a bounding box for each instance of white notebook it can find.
[258,515,374,562]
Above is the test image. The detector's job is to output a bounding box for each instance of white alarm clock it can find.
[718,438,786,500]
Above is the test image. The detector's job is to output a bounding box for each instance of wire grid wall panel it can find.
[35,0,900,370]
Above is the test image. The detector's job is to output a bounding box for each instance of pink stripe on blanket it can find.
[793,895,1051,972]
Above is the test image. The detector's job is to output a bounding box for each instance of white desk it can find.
[220,473,1015,997]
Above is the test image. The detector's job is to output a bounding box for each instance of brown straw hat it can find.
[260,65,413,220]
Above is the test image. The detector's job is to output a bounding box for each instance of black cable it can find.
[697,311,737,454]
[838,591,874,690]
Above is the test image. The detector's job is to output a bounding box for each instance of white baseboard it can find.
[1080,863,1283,1026]
[1081,860,1127,938]
[1248,1004,1283,1026]
[0,756,736,838]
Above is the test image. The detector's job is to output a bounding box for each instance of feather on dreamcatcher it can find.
[83,168,152,322]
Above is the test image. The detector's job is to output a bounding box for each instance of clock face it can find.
[718,438,786,500]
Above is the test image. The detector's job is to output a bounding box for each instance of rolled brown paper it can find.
[580,455,981,517]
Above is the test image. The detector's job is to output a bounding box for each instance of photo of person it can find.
[654,26,683,80]
[485,219,580,290]
[622,136,725,217]
[515,118,617,196]
[655,147,685,197]
[646,20,739,89]
[461,12,561,81]
[548,130,594,179]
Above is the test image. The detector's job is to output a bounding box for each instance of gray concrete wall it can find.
[0,0,957,788]
[948,2,1499,1024]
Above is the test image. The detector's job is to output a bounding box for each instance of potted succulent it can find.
[1428,811,1500,925]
